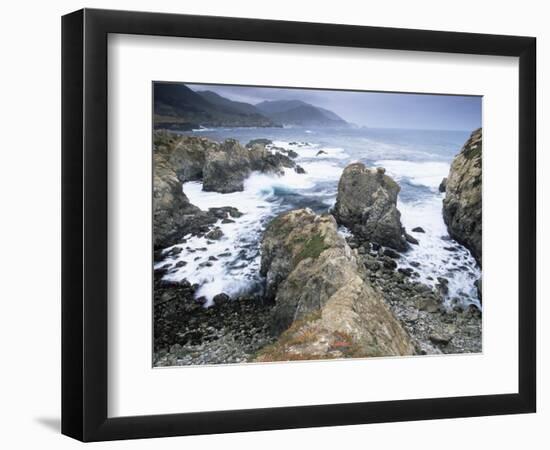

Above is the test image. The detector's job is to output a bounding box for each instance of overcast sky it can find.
[187,83,481,131]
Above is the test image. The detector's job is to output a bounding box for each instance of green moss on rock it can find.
[295,233,329,263]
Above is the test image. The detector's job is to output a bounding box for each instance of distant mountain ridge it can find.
[154,83,277,130]
[256,100,348,127]
[153,83,348,130]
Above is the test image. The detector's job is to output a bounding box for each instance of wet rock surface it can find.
[333,163,408,250]
[256,208,415,361]
[345,235,482,355]
[153,270,276,366]
[443,128,482,266]
[153,132,482,366]
[153,138,216,250]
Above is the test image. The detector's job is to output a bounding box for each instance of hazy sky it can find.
[187,83,482,131]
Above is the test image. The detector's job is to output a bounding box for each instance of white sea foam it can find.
[359,137,442,161]
[191,127,214,132]
[375,159,450,191]
[156,133,479,310]
[272,140,350,160]
[396,195,481,309]
[156,165,342,305]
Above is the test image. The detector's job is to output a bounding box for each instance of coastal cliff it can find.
[442,128,482,266]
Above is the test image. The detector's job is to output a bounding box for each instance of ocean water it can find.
[156,127,481,309]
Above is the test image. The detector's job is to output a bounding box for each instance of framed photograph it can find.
[62,8,536,442]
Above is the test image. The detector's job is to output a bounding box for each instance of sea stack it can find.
[333,163,408,251]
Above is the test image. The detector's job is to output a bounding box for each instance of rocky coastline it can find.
[153,129,482,365]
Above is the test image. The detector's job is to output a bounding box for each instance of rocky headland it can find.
[153,131,304,250]
[442,128,482,266]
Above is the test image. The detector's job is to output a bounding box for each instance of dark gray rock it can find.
[203,139,253,193]
[246,138,272,148]
[153,150,215,250]
[213,293,230,306]
[205,227,224,240]
[333,162,408,250]
[443,128,482,266]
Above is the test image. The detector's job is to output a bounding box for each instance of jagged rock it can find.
[203,139,254,193]
[246,138,272,148]
[382,248,400,259]
[333,162,408,250]
[208,206,243,219]
[203,139,298,193]
[398,268,414,277]
[248,143,295,173]
[205,227,224,240]
[257,208,415,360]
[213,293,230,306]
[280,148,298,158]
[153,149,215,250]
[439,177,447,193]
[154,132,211,182]
[443,128,482,266]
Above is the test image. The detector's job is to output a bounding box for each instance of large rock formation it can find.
[154,132,210,183]
[155,133,300,194]
[333,163,408,251]
[202,139,296,193]
[153,131,303,248]
[202,139,254,193]
[256,209,415,361]
[153,150,214,250]
[443,128,482,266]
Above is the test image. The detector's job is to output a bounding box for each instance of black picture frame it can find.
[62,8,536,442]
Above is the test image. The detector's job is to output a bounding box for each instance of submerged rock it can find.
[333,162,408,251]
[443,128,482,266]
[256,208,415,360]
